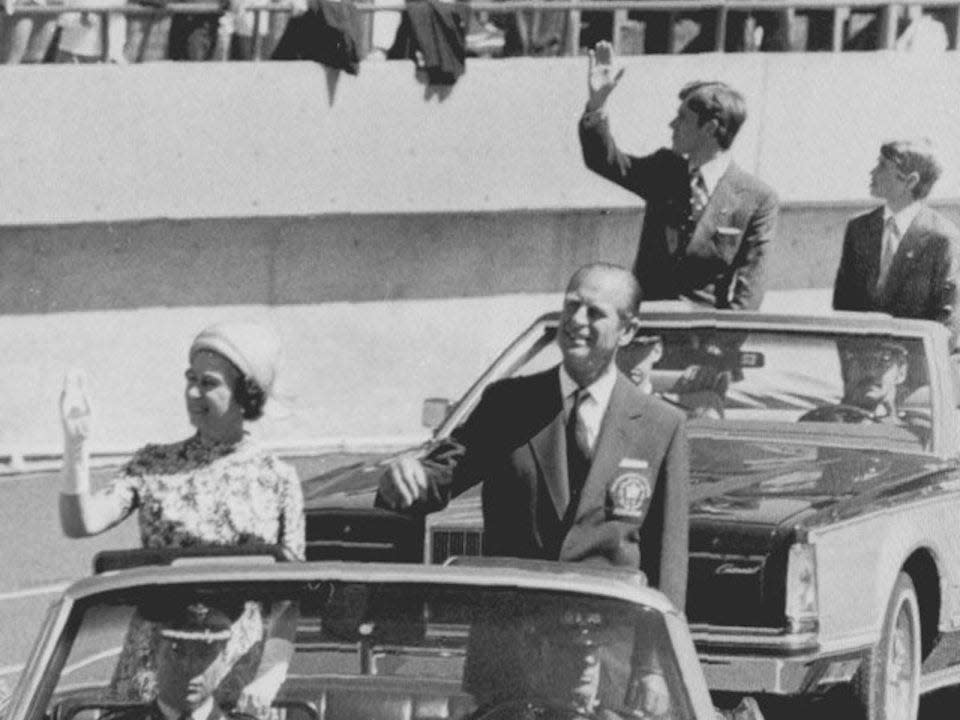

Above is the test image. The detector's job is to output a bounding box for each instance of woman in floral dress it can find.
[58,321,305,716]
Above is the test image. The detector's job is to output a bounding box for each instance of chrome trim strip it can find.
[921,667,960,695]
[305,541,396,550]
[58,561,677,612]
[698,646,872,695]
[697,655,813,695]
[688,553,768,562]
[691,625,818,651]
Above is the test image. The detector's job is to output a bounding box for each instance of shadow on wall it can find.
[0,210,630,314]
[5,203,958,314]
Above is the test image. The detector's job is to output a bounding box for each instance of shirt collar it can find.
[883,201,922,237]
[690,152,731,196]
[558,362,618,411]
[158,699,215,720]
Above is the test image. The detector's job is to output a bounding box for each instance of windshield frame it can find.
[434,311,953,457]
[9,562,688,720]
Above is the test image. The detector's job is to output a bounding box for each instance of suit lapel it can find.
[528,370,569,518]
[877,206,930,303]
[862,207,885,296]
[687,165,741,255]
[573,374,644,523]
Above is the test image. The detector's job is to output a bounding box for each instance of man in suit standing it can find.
[833,140,960,349]
[377,262,689,612]
[578,42,779,311]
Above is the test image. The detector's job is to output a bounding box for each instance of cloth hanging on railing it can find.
[387,0,466,85]
[271,0,362,74]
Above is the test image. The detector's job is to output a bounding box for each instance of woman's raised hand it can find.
[587,41,626,112]
[60,368,92,446]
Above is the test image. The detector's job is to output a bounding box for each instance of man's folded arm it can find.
[723,188,778,311]
[833,224,858,311]
[931,234,960,351]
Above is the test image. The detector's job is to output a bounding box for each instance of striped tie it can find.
[876,216,899,290]
[689,170,709,223]
[679,170,709,251]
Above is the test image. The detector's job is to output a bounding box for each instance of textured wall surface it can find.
[1,54,959,225]
[2,203,959,313]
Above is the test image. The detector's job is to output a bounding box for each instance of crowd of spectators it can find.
[0,0,953,64]
[0,0,282,62]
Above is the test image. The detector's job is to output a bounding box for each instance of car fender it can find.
[805,494,950,658]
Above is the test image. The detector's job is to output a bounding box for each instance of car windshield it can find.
[515,325,932,449]
[46,581,694,720]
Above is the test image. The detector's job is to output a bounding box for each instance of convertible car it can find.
[303,310,960,720]
[2,551,719,720]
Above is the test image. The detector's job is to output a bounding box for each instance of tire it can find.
[853,571,922,720]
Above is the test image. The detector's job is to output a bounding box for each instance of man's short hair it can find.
[679,82,747,150]
[570,263,642,320]
[880,139,942,200]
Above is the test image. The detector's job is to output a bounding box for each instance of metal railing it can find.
[4,0,959,62]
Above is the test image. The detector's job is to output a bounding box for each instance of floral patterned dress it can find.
[104,433,305,706]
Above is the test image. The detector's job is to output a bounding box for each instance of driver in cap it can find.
[838,338,910,422]
[468,602,670,720]
[519,603,764,720]
[105,597,247,720]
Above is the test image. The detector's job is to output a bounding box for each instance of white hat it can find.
[190,321,281,395]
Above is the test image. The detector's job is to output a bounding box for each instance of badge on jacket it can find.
[608,459,652,521]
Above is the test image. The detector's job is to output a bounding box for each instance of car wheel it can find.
[853,571,921,720]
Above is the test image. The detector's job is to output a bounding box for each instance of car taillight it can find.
[785,543,819,633]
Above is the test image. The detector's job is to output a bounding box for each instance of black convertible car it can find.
[303,310,960,720]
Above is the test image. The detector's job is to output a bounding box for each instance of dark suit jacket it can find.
[833,205,960,347]
[579,113,779,310]
[384,366,689,610]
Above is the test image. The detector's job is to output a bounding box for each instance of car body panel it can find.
[302,310,960,699]
[7,560,717,720]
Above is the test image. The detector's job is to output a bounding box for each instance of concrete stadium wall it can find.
[2,54,960,312]
[4,202,960,314]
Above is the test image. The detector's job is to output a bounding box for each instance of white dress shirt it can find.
[558,363,618,456]
[883,201,922,252]
[690,152,732,197]
[878,201,922,288]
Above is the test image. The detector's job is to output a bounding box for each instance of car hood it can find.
[304,460,388,507]
[688,431,944,529]
[304,434,944,530]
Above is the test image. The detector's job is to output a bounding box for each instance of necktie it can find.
[689,170,709,223]
[679,169,709,252]
[566,389,591,506]
[877,216,899,290]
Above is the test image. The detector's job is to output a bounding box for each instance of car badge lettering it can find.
[715,563,762,576]
[608,471,651,520]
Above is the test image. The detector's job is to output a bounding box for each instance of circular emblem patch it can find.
[608,472,651,520]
